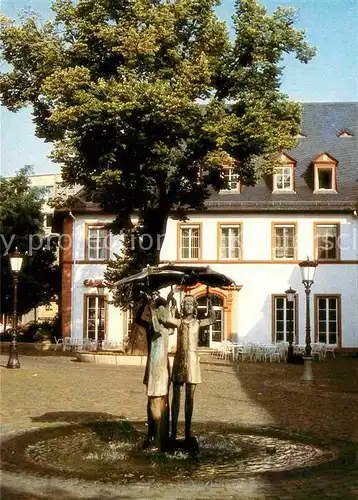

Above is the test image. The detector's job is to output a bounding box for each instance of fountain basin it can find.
[76,352,175,366]
[76,352,148,365]
[1,421,356,485]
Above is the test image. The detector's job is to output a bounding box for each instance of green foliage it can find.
[1,0,316,304]
[32,315,61,342]
[0,167,61,316]
[104,228,153,308]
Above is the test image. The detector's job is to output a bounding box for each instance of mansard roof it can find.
[207,102,358,212]
[55,102,357,220]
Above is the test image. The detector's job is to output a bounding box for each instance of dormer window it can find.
[338,130,353,138]
[273,153,295,192]
[313,153,338,192]
[317,168,333,189]
[274,167,293,191]
[221,167,240,191]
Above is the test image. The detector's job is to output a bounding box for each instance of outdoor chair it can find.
[267,346,281,363]
[214,340,234,359]
[275,341,289,362]
[211,345,220,356]
[256,344,280,363]
[54,336,63,351]
[234,344,249,362]
[218,341,235,360]
[242,343,257,362]
[324,344,336,359]
[82,338,99,351]
[62,337,72,351]
[101,340,123,351]
[252,344,267,362]
[311,342,326,361]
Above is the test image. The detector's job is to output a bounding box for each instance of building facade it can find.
[54,103,358,352]
[21,174,80,324]
[29,173,79,235]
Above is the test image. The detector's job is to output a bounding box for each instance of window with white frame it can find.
[43,185,54,202]
[126,308,133,337]
[87,226,109,260]
[316,224,339,260]
[273,167,293,191]
[273,224,296,259]
[219,225,241,259]
[179,225,200,259]
[273,296,297,343]
[221,167,239,191]
[316,296,340,345]
[85,295,106,342]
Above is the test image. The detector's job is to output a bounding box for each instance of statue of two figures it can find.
[140,293,216,453]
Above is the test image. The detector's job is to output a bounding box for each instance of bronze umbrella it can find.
[112,266,188,290]
[159,264,235,288]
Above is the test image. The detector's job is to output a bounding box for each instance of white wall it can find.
[70,213,358,348]
[161,213,358,261]
[70,214,125,340]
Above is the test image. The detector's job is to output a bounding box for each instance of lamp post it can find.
[285,286,296,363]
[299,258,318,381]
[96,283,105,349]
[7,248,24,369]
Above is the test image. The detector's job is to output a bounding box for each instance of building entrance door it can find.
[197,295,224,347]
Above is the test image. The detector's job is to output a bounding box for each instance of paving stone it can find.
[1,352,357,498]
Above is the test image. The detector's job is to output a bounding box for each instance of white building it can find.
[29,173,79,234]
[21,174,80,324]
[54,103,358,353]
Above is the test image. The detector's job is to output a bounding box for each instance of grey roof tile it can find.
[55,103,358,217]
[207,102,358,212]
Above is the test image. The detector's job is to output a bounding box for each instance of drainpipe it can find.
[69,211,76,340]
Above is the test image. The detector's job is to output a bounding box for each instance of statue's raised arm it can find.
[198,296,216,327]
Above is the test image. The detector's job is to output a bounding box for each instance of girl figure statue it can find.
[165,293,216,443]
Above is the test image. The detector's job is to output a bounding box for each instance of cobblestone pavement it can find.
[1,352,358,499]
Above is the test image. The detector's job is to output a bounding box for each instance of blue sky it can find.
[1,0,357,176]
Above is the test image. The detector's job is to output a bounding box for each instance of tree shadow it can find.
[229,343,358,497]
[30,411,144,444]
[31,411,126,424]
[0,483,132,500]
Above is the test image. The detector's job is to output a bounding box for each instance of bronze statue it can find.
[142,295,175,451]
[164,294,216,442]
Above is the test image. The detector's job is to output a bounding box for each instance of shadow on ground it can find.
[229,357,358,498]
[31,411,126,424]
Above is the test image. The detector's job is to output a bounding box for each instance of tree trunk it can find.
[140,211,169,266]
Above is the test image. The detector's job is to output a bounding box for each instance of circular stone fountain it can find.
[1,421,356,487]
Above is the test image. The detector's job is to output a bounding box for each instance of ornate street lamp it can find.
[96,282,105,349]
[299,258,318,381]
[7,248,24,369]
[285,286,296,364]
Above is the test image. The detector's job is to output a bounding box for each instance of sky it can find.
[1,0,357,177]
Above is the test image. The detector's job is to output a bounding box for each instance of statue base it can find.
[171,436,199,456]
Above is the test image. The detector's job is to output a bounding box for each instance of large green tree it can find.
[0,167,61,318]
[0,0,315,300]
